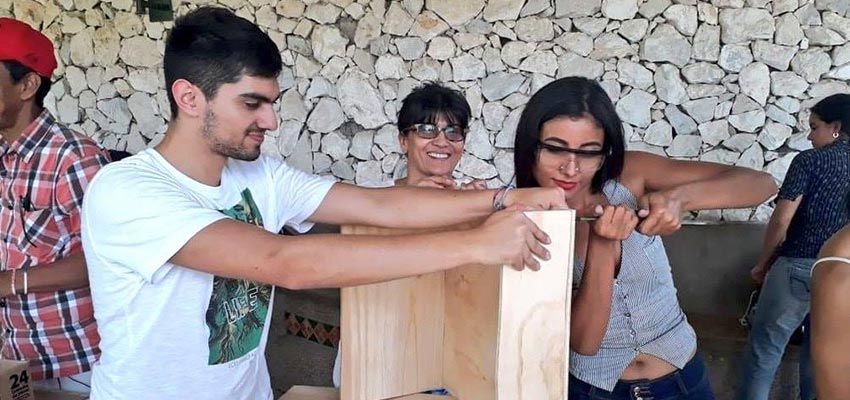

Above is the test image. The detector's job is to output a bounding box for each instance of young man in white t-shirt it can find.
[80,7,565,400]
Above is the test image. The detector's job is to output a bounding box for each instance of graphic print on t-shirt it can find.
[206,188,273,365]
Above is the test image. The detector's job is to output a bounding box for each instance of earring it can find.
[833,131,840,139]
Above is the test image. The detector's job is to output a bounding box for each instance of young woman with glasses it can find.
[513,76,778,399]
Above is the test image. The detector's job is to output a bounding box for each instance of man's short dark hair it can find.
[1,60,51,108]
[164,7,283,118]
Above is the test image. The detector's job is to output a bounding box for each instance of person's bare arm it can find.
[308,182,565,229]
[1,148,111,297]
[0,253,88,296]
[621,151,778,235]
[750,198,801,283]
[812,225,850,399]
[570,206,638,355]
[570,236,619,355]
[170,207,551,290]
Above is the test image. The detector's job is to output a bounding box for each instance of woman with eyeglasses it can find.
[742,93,850,400]
[395,82,485,190]
[513,76,777,399]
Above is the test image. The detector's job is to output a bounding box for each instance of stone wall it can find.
[3,0,850,221]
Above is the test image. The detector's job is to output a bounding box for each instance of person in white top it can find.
[811,208,850,399]
[80,7,566,400]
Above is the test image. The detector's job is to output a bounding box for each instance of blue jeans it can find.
[569,352,714,400]
[737,257,815,400]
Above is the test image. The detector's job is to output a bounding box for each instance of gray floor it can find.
[691,315,802,400]
[267,288,806,399]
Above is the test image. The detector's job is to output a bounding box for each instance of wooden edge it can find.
[279,386,339,400]
[279,386,455,400]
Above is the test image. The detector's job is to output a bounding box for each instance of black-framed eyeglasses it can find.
[401,123,467,142]
[537,140,608,173]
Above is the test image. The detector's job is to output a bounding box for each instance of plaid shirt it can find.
[0,110,109,380]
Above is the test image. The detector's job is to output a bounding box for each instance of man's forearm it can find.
[368,185,496,228]
[0,253,89,297]
[178,223,485,290]
[310,183,496,229]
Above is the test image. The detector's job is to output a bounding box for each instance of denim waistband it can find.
[570,352,706,399]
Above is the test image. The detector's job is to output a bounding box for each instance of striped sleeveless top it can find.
[570,180,697,391]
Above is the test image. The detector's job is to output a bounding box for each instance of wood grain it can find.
[279,386,454,400]
[495,210,574,400]
[441,264,500,400]
[338,211,574,400]
[279,386,339,400]
[340,225,446,400]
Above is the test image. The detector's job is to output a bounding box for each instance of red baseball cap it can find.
[0,18,57,78]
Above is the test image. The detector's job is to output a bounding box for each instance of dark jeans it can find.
[569,352,714,400]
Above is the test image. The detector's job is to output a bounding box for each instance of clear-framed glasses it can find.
[537,140,607,173]
[402,123,467,142]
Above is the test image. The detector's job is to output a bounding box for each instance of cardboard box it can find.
[0,359,34,400]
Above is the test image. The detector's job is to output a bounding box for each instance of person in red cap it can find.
[0,17,110,393]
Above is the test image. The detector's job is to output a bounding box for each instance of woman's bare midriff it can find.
[619,353,679,380]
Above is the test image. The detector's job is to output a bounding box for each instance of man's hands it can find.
[471,206,552,271]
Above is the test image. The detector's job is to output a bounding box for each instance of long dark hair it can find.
[514,76,625,193]
[812,94,850,213]
[811,93,850,137]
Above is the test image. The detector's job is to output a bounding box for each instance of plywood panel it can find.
[279,387,454,400]
[441,264,500,400]
[495,210,574,400]
[340,226,446,400]
[279,386,339,400]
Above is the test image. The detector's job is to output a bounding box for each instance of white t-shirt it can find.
[81,149,334,400]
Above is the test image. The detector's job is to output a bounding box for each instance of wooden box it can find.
[339,210,575,400]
